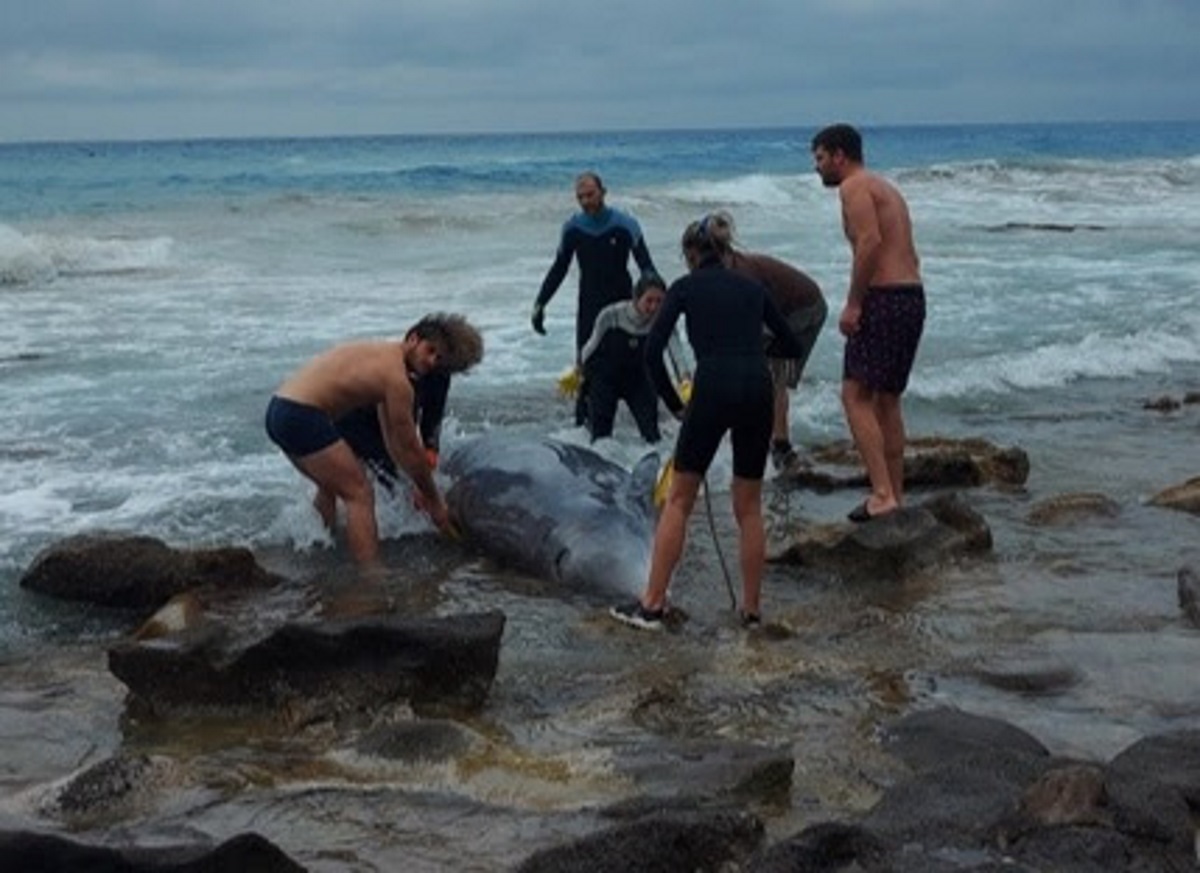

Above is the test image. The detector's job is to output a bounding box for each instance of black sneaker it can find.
[739,610,762,629]
[609,601,666,631]
[770,441,798,471]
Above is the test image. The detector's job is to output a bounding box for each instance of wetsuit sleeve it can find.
[665,330,690,380]
[414,371,450,451]
[645,283,686,414]
[762,293,806,359]
[631,225,659,282]
[535,222,576,308]
[580,305,619,365]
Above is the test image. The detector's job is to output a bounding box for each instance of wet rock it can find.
[998,763,1196,870]
[864,765,1027,848]
[1143,395,1182,412]
[769,493,992,583]
[1178,565,1200,627]
[1107,728,1200,808]
[356,719,474,763]
[606,738,794,810]
[1149,476,1200,515]
[748,821,890,872]
[108,610,505,719]
[972,661,1082,697]
[883,705,1051,772]
[1026,492,1121,526]
[1016,763,1110,828]
[751,708,1200,873]
[19,532,280,609]
[0,830,305,872]
[783,436,1029,493]
[514,809,764,873]
[1003,825,1194,873]
[43,753,181,827]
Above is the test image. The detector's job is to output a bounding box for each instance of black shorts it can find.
[844,285,925,394]
[673,359,774,480]
[264,396,339,458]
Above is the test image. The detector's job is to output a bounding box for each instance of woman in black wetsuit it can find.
[610,215,806,631]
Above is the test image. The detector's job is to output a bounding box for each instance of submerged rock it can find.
[1150,476,1200,515]
[1026,492,1121,526]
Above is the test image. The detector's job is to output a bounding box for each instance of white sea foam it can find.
[915,327,1200,400]
[0,224,56,285]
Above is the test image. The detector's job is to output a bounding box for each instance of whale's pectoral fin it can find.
[626,451,662,513]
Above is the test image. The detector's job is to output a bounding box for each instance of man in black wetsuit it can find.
[531,171,660,424]
[609,215,806,632]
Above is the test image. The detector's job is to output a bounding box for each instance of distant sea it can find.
[1,122,1198,869]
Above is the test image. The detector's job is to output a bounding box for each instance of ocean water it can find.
[1,122,1199,868]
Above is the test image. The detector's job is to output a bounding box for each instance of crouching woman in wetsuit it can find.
[609,216,807,631]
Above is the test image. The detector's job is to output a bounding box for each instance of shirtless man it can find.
[811,124,926,522]
[265,314,483,564]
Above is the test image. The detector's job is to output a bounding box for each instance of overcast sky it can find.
[3,0,1197,143]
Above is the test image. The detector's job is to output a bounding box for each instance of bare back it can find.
[275,341,414,419]
[840,169,921,291]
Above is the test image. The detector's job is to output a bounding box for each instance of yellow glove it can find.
[557,365,582,399]
[653,460,673,509]
[678,378,693,404]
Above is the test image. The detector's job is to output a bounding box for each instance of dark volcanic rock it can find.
[515,810,764,873]
[0,830,306,872]
[782,435,1029,493]
[108,610,505,718]
[19,532,280,608]
[770,493,991,582]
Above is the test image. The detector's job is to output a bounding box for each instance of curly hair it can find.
[408,313,484,374]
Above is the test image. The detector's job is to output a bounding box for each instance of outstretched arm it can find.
[381,377,450,531]
[644,286,686,415]
[631,231,659,282]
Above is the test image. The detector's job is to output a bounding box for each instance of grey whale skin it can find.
[443,434,659,597]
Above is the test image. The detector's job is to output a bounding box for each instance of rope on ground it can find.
[666,337,735,610]
[702,477,737,611]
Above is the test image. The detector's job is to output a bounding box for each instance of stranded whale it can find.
[443,434,658,598]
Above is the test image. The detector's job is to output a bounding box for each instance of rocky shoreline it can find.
[5,434,1199,871]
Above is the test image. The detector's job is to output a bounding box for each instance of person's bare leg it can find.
[731,476,765,616]
[641,471,701,610]
[874,392,907,506]
[772,381,790,445]
[295,442,380,565]
[841,378,898,515]
[313,487,336,529]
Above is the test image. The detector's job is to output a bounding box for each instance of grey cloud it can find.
[1,0,1196,141]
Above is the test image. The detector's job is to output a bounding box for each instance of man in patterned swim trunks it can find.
[812,123,926,522]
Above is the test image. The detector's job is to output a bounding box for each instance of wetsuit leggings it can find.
[587,373,661,443]
[673,358,774,480]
